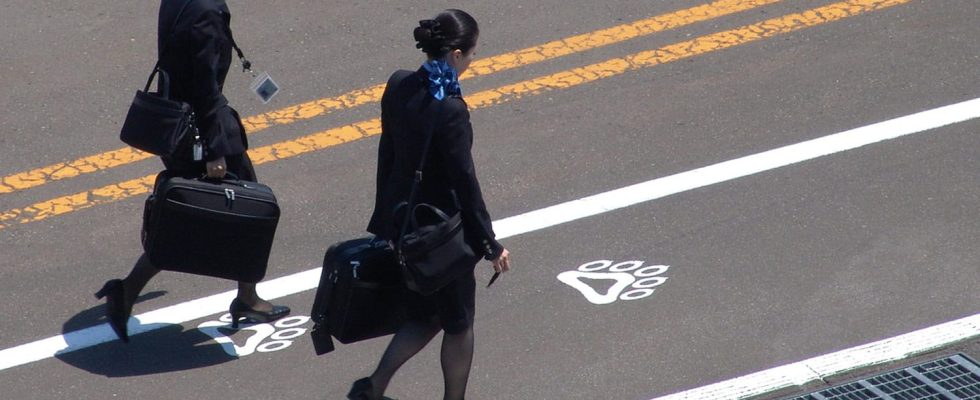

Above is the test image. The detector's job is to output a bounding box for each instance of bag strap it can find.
[144,0,195,92]
[408,203,455,233]
[396,77,446,253]
[145,0,251,91]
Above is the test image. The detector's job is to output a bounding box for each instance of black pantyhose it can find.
[440,327,475,400]
[369,319,475,400]
[122,253,274,312]
[122,254,159,307]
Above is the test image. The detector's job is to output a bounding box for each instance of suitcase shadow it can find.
[55,291,238,377]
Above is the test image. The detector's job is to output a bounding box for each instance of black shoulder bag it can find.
[395,89,479,295]
[119,0,251,159]
[119,0,197,157]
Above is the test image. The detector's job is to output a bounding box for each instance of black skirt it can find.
[404,264,477,334]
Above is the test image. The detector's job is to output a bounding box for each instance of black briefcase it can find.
[310,237,406,355]
[142,171,280,283]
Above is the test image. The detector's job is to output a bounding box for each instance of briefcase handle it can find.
[142,67,173,99]
[199,171,241,183]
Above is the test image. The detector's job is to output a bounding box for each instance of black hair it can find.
[413,9,479,58]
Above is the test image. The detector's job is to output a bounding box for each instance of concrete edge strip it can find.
[651,313,980,399]
[1,96,978,376]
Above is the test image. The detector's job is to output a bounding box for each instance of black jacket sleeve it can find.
[188,9,244,160]
[435,98,504,260]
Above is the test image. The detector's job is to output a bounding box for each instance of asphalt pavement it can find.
[1,0,978,399]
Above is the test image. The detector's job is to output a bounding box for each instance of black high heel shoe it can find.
[346,378,397,400]
[347,378,375,400]
[228,298,290,328]
[94,279,130,343]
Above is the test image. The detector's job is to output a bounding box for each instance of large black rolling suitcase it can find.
[310,237,406,355]
[141,171,280,283]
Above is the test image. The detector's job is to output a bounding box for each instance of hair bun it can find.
[414,19,443,50]
[412,10,477,58]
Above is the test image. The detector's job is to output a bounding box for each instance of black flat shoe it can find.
[94,279,130,343]
[228,298,290,328]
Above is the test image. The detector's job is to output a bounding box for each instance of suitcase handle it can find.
[200,171,241,182]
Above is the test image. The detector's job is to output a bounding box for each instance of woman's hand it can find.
[206,157,227,179]
[492,248,511,274]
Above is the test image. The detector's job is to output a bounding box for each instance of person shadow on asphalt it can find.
[57,291,238,377]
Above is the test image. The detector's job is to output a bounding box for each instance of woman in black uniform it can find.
[351,9,512,400]
[95,0,289,343]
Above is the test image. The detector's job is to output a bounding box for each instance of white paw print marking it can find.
[197,314,311,357]
[557,260,669,305]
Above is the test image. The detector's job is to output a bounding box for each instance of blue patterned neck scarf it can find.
[421,59,461,101]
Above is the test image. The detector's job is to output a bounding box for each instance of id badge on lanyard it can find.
[249,72,280,104]
[235,46,280,104]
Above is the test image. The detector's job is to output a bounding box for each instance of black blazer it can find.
[367,69,504,261]
[157,0,246,161]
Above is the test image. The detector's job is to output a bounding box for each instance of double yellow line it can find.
[0,0,780,195]
[0,0,909,230]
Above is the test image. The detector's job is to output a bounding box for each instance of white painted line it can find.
[492,97,980,238]
[1,97,979,374]
[651,313,980,400]
[0,269,322,371]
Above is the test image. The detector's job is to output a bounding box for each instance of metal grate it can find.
[786,354,980,400]
[915,357,980,399]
